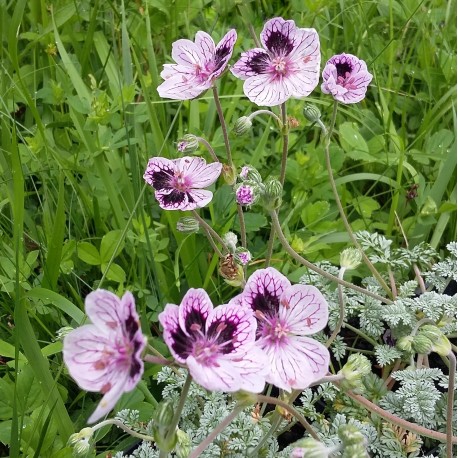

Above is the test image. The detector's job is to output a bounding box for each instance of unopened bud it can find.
[397,335,414,352]
[68,427,93,456]
[338,354,371,392]
[412,334,433,354]
[176,217,200,233]
[175,429,191,458]
[303,103,322,123]
[233,116,252,136]
[291,438,330,458]
[287,116,300,129]
[219,254,244,286]
[222,163,237,185]
[233,390,258,407]
[261,179,283,211]
[152,424,178,454]
[235,248,252,266]
[236,184,257,206]
[431,333,452,356]
[222,232,238,253]
[417,325,442,341]
[338,425,367,458]
[176,134,199,153]
[240,165,263,184]
[55,326,74,341]
[340,248,362,270]
[155,400,175,428]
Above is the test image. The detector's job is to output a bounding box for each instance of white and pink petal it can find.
[178,288,213,335]
[159,303,190,363]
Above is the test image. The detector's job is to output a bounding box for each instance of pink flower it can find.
[230,268,329,391]
[143,156,222,211]
[231,17,320,106]
[157,29,237,100]
[321,53,373,104]
[63,290,146,423]
[159,288,268,393]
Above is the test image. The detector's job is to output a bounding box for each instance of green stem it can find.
[93,419,154,442]
[326,267,346,348]
[196,136,219,163]
[212,85,232,166]
[269,210,392,304]
[322,101,393,298]
[343,322,379,347]
[248,109,282,125]
[236,204,247,248]
[189,406,243,458]
[265,103,288,266]
[446,351,456,458]
[192,210,229,254]
[256,394,319,440]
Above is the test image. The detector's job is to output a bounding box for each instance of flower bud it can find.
[340,248,362,270]
[233,116,252,136]
[176,134,199,153]
[240,165,262,184]
[219,254,244,286]
[233,390,258,407]
[154,399,175,428]
[236,184,257,206]
[175,429,191,458]
[412,334,433,354]
[291,438,330,458]
[222,232,238,253]
[431,333,452,356]
[338,354,371,392]
[303,103,322,123]
[152,424,178,454]
[417,325,442,342]
[176,217,200,233]
[338,424,367,458]
[396,335,413,352]
[55,326,74,341]
[222,163,237,185]
[261,179,283,211]
[235,248,252,266]
[68,427,93,456]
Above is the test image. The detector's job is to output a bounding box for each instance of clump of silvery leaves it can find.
[297,238,456,457]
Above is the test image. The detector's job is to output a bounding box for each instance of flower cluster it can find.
[160,267,329,393]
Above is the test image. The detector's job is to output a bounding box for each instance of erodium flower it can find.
[321,53,373,104]
[230,267,330,391]
[159,288,268,393]
[143,156,222,211]
[63,290,146,423]
[231,17,320,106]
[157,29,237,100]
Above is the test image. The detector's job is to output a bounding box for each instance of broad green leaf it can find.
[101,263,126,283]
[339,122,373,161]
[352,196,381,218]
[301,201,330,226]
[77,242,101,265]
[100,230,125,263]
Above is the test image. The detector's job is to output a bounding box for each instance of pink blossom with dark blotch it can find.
[143,156,222,211]
[321,53,373,104]
[231,17,320,106]
[63,290,146,424]
[159,288,268,393]
[157,29,237,100]
[229,268,330,391]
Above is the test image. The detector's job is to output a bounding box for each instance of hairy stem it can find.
[269,210,393,304]
[237,204,247,248]
[446,351,456,458]
[189,406,243,458]
[192,210,228,255]
[248,109,282,125]
[256,394,319,440]
[212,85,232,166]
[326,267,346,348]
[322,101,392,298]
[196,136,219,162]
[248,413,282,458]
[93,419,154,442]
[341,388,458,443]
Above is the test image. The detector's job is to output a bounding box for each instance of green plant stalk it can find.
[326,267,346,348]
[322,101,392,298]
[188,406,244,458]
[192,210,229,254]
[269,210,392,304]
[159,373,193,458]
[93,418,155,441]
[237,204,247,248]
[265,103,288,266]
[248,109,282,125]
[212,85,233,166]
[342,322,379,347]
[248,413,282,457]
[196,136,219,162]
[446,351,456,458]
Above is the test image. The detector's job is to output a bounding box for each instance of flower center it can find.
[172,172,190,191]
[271,56,288,75]
[256,311,290,343]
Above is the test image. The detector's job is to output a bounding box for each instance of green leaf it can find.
[100,230,125,263]
[301,201,330,226]
[338,122,373,161]
[234,213,267,233]
[101,263,126,283]
[352,196,381,218]
[77,242,101,265]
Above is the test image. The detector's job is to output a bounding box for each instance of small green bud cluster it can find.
[176,134,199,153]
[399,324,452,356]
[260,178,283,211]
[232,116,253,136]
[340,247,362,270]
[291,438,330,458]
[338,353,371,392]
[338,424,368,458]
[303,103,322,124]
[68,427,93,456]
[176,217,200,233]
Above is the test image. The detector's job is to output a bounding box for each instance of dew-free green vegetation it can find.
[0,0,456,457]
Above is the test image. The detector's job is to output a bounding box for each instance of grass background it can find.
[0,0,456,455]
